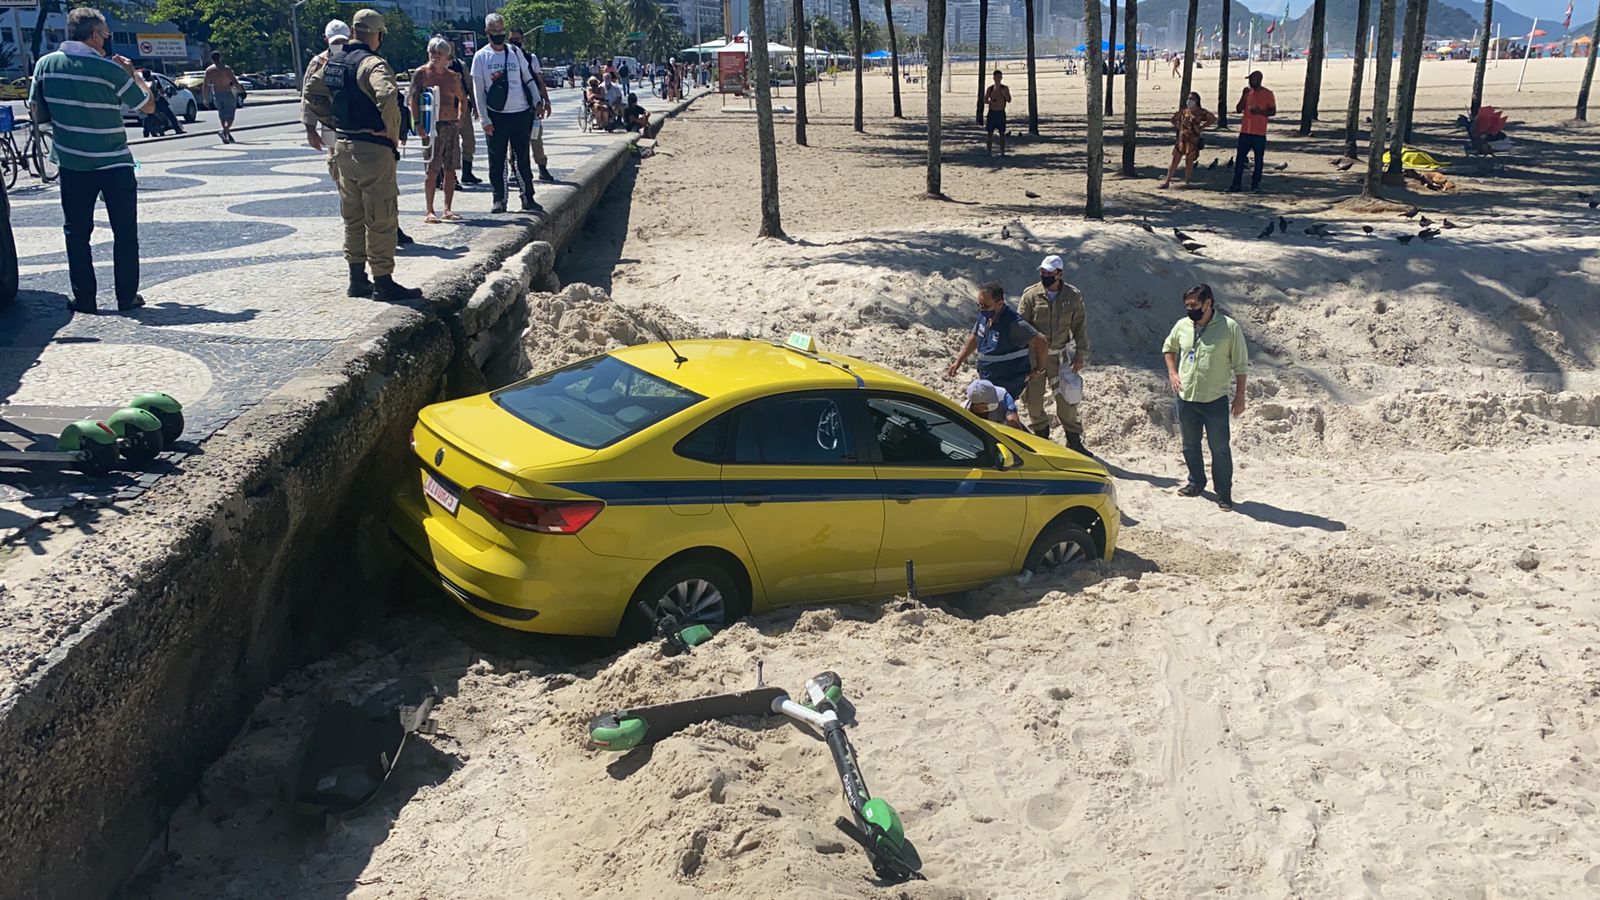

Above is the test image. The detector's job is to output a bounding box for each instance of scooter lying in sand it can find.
[293,676,439,821]
[587,671,924,884]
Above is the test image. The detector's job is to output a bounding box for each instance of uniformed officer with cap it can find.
[303,8,422,302]
[1018,253,1091,455]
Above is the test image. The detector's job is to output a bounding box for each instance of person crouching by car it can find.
[965,378,1024,429]
[140,68,183,135]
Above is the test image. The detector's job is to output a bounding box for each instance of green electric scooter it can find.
[588,671,924,884]
[0,392,183,475]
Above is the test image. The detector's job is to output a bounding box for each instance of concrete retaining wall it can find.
[0,96,696,900]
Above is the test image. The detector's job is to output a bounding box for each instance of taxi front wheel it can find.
[1022,523,1097,576]
[619,559,741,642]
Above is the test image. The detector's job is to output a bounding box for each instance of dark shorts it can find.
[214,92,237,123]
[985,109,1006,134]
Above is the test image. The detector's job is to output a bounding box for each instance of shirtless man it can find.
[984,69,1012,156]
[203,51,242,143]
[411,36,468,223]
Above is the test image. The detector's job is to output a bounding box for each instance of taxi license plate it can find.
[423,471,461,515]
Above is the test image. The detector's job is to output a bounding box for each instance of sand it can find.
[126,60,1600,898]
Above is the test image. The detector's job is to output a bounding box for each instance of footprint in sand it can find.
[1023,791,1072,831]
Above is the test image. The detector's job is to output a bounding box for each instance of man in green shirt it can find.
[1161,284,1248,511]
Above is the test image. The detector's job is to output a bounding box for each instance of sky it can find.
[1243,0,1582,22]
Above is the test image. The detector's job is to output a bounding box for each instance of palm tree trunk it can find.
[1363,0,1398,198]
[1299,0,1327,133]
[1179,0,1199,102]
[1401,0,1428,141]
[1386,0,1427,178]
[1121,0,1136,174]
[1470,0,1492,115]
[749,0,785,236]
[1105,0,1116,115]
[793,0,808,144]
[851,0,864,131]
[1084,0,1104,218]
[1025,0,1039,133]
[976,0,989,124]
[1344,0,1371,157]
[1580,2,1600,120]
[886,0,903,118]
[927,0,947,196]
[1218,0,1232,127]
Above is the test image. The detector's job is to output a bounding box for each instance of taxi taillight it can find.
[468,488,604,534]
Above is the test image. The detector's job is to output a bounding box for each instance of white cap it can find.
[1039,254,1064,272]
[966,379,1000,407]
[325,20,351,42]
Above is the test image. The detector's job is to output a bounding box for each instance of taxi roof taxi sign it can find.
[785,332,817,353]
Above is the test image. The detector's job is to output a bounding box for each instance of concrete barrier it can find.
[0,93,701,900]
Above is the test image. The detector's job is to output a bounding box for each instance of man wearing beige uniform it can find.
[1018,254,1091,455]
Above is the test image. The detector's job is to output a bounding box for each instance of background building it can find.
[2,9,201,77]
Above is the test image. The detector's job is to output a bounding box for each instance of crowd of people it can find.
[948,257,1249,510]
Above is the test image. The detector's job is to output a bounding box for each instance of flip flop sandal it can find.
[424,213,442,224]
[441,211,462,221]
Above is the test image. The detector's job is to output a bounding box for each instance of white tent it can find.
[711,41,796,55]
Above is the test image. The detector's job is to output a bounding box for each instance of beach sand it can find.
[126,59,1600,898]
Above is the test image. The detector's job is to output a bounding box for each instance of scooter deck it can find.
[294,677,438,817]
[589,687,788,751]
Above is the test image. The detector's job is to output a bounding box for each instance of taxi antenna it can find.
[648,323,688,366]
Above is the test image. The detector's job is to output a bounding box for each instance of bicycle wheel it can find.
[31,129,58,183]
[0,139,17,192]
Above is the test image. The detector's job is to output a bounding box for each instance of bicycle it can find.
[578,100,596,133]
[22,121,57,183]
[0,106,58,187]
[0,106,22,190]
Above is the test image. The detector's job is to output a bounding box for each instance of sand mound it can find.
[507,283,701,381]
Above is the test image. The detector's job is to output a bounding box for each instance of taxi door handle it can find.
[739,491,768,506]
[890,488,914,503]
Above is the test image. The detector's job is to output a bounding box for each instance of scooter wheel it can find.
[151,408,184,445]
[79,439,117,475]
[119,422,164,463]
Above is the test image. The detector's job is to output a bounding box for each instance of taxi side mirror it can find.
[991,443,1014,471]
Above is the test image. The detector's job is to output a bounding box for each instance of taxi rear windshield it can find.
[492,355,703,449]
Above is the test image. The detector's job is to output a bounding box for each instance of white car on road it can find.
[123,72,199,124]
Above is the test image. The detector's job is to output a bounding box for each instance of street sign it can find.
[0,0,37,8]
[543,18,562,34]
[134,34,187,58]
[626,31,646,40]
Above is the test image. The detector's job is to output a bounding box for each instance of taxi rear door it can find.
[862,392,1024,592]
[718,391,885,608]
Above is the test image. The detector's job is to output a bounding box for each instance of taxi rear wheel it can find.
[1022,523,1097,575]
[620,559,740,642]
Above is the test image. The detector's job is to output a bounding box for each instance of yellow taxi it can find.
[389,335,1119,638]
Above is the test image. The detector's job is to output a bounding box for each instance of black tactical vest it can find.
[325,42,391,146]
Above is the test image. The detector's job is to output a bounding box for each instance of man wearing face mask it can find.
[472,13,548,213]
[946,282,1048,405]
[1018,254,1091,454]
[28,6,155,314]
[1162,284,1249,511]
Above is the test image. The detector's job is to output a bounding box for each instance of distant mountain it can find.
[1438,0,1533,38]
[1279,0,1483,51]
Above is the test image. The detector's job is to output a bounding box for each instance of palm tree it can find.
[750,0,784,237]
[1025,0,1039,133]
[628,0,659,32]
[1470,0,1492,115]
[926,0,947,198]
[851,0,864,131]
[976,0,989,124]
[1218,0,1232,127]
[1105,0,1116,116]
[1343,0,1371,158]
[1120,0,1136,174]
[1298,0,1328,133]
[1363,0,1399,198]
[885,0,903,118]
[793,0,808,144]
[1386,0,1429,178]
[1084,0,1104,218]
[1580,2,1600,120]
[1179,0,1199,101]
[599,0,629,52]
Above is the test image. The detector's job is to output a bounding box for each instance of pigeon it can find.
[1174,227,1196,242]
[1419,215,1435,227]
[1396,234,1415,245]
[1278,216,1289,234]
[1182,240,1205,254]
[1442,218,1462,229]
[1140,217,1155,233]
[1335,157,1357,171]
[1362,225,1375,235]
[1025,190,1041,199]
[1258,221,1277,239]
[1590,199,1599,209]
[1272,162,1288,171]
[1402,208,1419,219]
[1419,228,1441,241]
[1002,225,1011,239]
[1209,157,1220,169]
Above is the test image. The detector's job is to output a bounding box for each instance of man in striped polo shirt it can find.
[27,7,155,313]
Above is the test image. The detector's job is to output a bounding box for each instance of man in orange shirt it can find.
[1228,70,1277,193]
